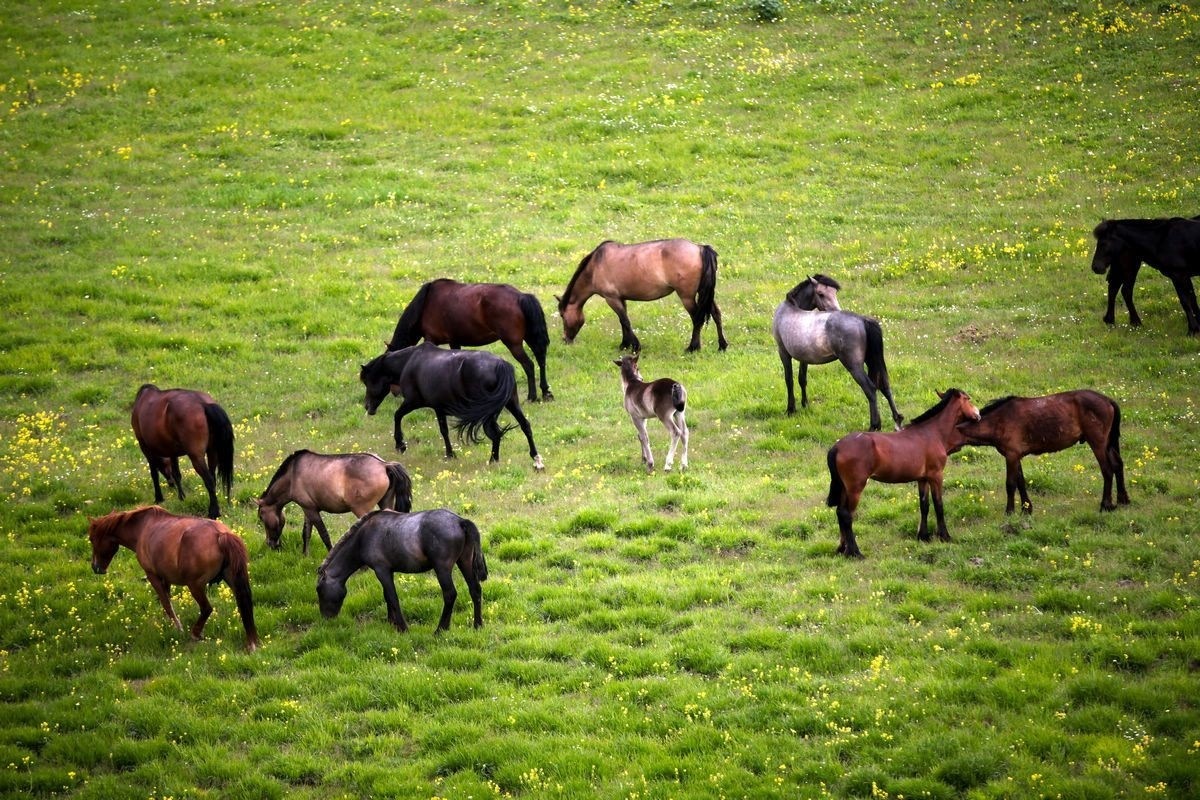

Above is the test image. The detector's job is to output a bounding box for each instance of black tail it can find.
[385,462,413,512]
[1107,398,1123,462]
[671,382,686,413]
[204,403,235,500]
[462,518,488,581]
[518,292,550,358]
[826,445,844,507]
[863,318,890,392]
[453,362,518,444]
[692,244,718,328]
[389,281,433,350]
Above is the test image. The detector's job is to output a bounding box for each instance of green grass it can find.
[2,0,1199,798]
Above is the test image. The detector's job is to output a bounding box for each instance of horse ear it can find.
[612,359,621,366]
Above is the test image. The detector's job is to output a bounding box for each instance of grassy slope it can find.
[1,1,1198,798]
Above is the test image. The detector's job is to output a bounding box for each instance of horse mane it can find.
[979,396,1018,416]
[390,281,438,349]
[317,511,373,576]
[908,388,966,426]
[811,273,840,289]
[260,449,313,496]
[560,241,612,311]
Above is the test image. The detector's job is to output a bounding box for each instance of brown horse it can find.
[87,506,259,651]
[956,390,1130,514]
[614,353,689,473]
[557,238,728,352]
[256,450,413,555]
[388,279,553,402]
[826,389,980,558]
[131,384,234,519]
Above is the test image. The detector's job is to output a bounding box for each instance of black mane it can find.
[260,449,314,496]
[908,388,966,426]
[560,241,613,311]
[979,396,1018,416]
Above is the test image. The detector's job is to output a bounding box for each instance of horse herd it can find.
[86,217,1197,650]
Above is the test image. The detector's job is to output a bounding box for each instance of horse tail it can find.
[204,403,235,500]
[462,517,488,582]
[1106,397,1123,462]
[826,445,844,507]
[385,462,413,512]
[518,291,550,357]
[389,281,433,350]
[454,362,517,444]
[217,531,259,650]
[863,317,890,392]
[671,382,686,413]
[692,244,719,328]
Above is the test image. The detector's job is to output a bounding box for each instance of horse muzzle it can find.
[91,563,106,575]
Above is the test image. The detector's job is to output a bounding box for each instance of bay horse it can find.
[557,238,728,352]
[388,279,553,402]
[614,353,689,473]
[772,280,903,432]
[256,450,413,555]
[956,390,1129,514]
[316,509,487,632]
[360,342,545,470]
[1091,217,1200,334]
[826,388,980,558]
[87,506,259,651]
[131,384,234,519]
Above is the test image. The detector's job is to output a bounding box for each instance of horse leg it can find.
[1103,275,1121,326]
[680,293,703,352]
[141,450,167,503]
[302,508,332,554]
[1121,277,1142,326]
[779,349,797,414]
[1168,275,1200,334]
[185,583,214,641]
[931,476,951,542]
[916,480,932,542]
[677,411,689,471]
[1087,438,1118,511]
[483,416,504,463]
[661,415,679,472]
[711,301,728,351]
[836,484,864,558]
[1014,459,1033,515]
[433,566,458,632]
[434,410,455,459]
[373,567,408,631]
[505,398,544,470]
[505,340,540,403]
[535,349,553,401]
[1001,455,1021,514]
[392,400,419,453]
[605,296,640,352]
[843,361,882,431]
[798,363,810,409]
[631,416,654,472]
[146,574,183,631]
[187,453,220,518]
[168,458,185,499]
[459,562,483,628]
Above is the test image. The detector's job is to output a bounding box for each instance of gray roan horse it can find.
[316,509,487,632]
[772,276,903,431]
[613,353,689,473]
[256,450,413,555]
[360,342,545,470]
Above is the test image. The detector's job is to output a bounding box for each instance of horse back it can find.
[592,238,703,300]
[132,387,213,454]
[136,514,228,584]
[367,509,467,574]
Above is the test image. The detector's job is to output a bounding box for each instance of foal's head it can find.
[613,353,642,383]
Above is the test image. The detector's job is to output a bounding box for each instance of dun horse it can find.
[87,506,259,650]
[558,238,728,352]
[131,384,234,519]
[1091,217,1200,334]
[388,278,553,402]
[360,342,544,470]
[826,389,980,558]
[316,509,487,632]
[256,450,413,555]
[957,390,1129,514]
[772,278,903,432]
[614,353,689,473]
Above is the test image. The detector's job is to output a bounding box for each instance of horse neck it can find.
[320,525,364,581]
[104,508,156,549]
[260,468,293,506]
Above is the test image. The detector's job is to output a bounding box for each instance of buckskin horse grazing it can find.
[87,506,259,651]
[131,384,234,519]
[957,390,1129,515]
[316,509,487,632]
[772,279,903,432]
[557,238,728,352]
[388,279,553,402]
[1091,217,1200,334]
[360,342,545,470]
[614,353,689,473]
[826,389,980,558]
[256,450,413,555]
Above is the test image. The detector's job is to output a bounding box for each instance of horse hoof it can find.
[533,455,545,471]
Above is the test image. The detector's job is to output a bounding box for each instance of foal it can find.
[614,354,689,473]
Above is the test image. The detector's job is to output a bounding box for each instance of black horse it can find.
[360,342,544,470]
[316,509,487,632]
[1092,217,1200,334]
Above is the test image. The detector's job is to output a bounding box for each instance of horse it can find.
[772,280,903,432]
[87,506,259,651]
[613,353,689,473]
[387,279,553,402]
[360,342,545,470]
[131,384,234,519]
[956,390,1130,515]
[316,509,487,632]
[1091,217,1200,334]
[557,238,728,353]
[256,450,413,555]
[826,388,980,558]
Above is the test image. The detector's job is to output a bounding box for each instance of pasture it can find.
[1,1,1198,798]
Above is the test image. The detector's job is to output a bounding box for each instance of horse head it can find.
[1090,220,1124,275]
[360,354,396,415]
[315,569,347,618]
[254,498,285,549]
[613,353,641,382]
[557,294,584,343]
[86,515,121,574]
[936,388,981,422]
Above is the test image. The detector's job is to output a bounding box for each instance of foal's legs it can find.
[631,416,654,472]
[661,411,688,472]
[373,567,408,631]
[185,582,214,641]
[1086,436,1127,511]
[505,398,545,470]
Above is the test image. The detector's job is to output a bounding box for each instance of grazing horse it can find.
[316,509,487,632]
[256,450,413,555]
[87,506,259,651]
[613,353,689,473]
[360,342,544,470]
[957,390,1129,514]
[772,280,903,432]
[826,389,980,558]
[131,384,234,519]
[388,279,553,402]
[1091,217,1200,334]
[557,238,728,352]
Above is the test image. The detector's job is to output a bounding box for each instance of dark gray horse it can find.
[1091,217,1200,334]
[316,509,487,632]
[360,342,544,470]
[772,277,903,431]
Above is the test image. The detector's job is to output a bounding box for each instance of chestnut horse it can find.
[826,389,980,558]
[256,450,413,555]
[957,390,1129,514]
[557,238,728,352]
[613,353,689,473]
[87,506,259,651]
[388,279,553,402]
[131,384,234,519]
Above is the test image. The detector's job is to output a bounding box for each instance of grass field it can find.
[1,1,1199,797]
